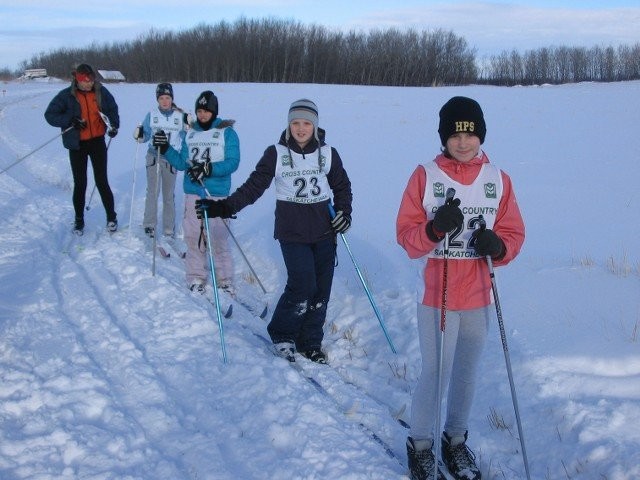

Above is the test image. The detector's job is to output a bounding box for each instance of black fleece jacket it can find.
[226,128,352,243]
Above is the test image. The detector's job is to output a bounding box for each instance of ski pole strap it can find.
[440,232,449,332]
[198,223,208,251]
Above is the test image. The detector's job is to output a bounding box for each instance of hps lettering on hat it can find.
[455,121,476,133]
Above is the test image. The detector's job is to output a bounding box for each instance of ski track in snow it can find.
[0,147,407,478]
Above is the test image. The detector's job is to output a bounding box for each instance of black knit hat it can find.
[438,96,486,145]
[156,82,173,99]
[195,90,218,118]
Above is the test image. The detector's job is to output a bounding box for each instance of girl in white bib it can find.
[397,96,525,480]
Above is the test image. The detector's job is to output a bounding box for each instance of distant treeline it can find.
[479,44,640,85]
[6,18,640,86]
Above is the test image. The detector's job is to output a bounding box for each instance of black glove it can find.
[195,198,235,219]
[107,128,118,138]
[152,130,169,154]
[472,228,504,258]
[431,197,463,235]
[187,161,211,183]
[133,125,144,141]
[71,116,87,130]
[331,210,351,234]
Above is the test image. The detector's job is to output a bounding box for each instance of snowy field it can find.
[0,78,639,479]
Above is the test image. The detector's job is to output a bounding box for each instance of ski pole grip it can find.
[328,202,337,219]
[445,187,456,204]
[478,214,487,231]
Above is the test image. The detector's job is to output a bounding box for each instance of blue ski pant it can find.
[267,238,336,351]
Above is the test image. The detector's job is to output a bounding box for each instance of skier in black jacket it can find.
[196,99,352,364]
[44,63,119,234]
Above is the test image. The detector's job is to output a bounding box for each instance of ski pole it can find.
[198,184,266,294]
[128,137,141,240]
[1,126,73,175]
[221,221,267,294]
[328,203,396,354]
[86,136,112,211]
[197,179,228,363]
[151,146,161,276]
[99,112,112,131]
[433,187,455,479]
[478,215,531,480]
[86,185,97,211]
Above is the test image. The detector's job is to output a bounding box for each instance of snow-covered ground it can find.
[0,78,638,479]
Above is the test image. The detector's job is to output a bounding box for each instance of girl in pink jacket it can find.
[396,96,525,480]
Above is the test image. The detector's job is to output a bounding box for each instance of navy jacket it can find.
[44,80,119,151]
[226,128,352,243]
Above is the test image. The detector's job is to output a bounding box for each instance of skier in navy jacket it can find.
[44,63,119,234]
[196,99,352,364]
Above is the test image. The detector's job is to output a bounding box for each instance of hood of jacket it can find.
[193,117,235,131]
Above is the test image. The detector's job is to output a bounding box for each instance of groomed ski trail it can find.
[0,168,405,478]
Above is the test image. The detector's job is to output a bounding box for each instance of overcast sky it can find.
[2,0,640,71]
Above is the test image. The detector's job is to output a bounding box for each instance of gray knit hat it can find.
[288,99,319,140]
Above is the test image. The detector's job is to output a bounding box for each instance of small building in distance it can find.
[97,70,126,82]
[22,68,48,79]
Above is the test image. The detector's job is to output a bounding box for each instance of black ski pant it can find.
[69,136,116,222]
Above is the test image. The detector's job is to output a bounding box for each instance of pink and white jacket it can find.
[396,152,525,310]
